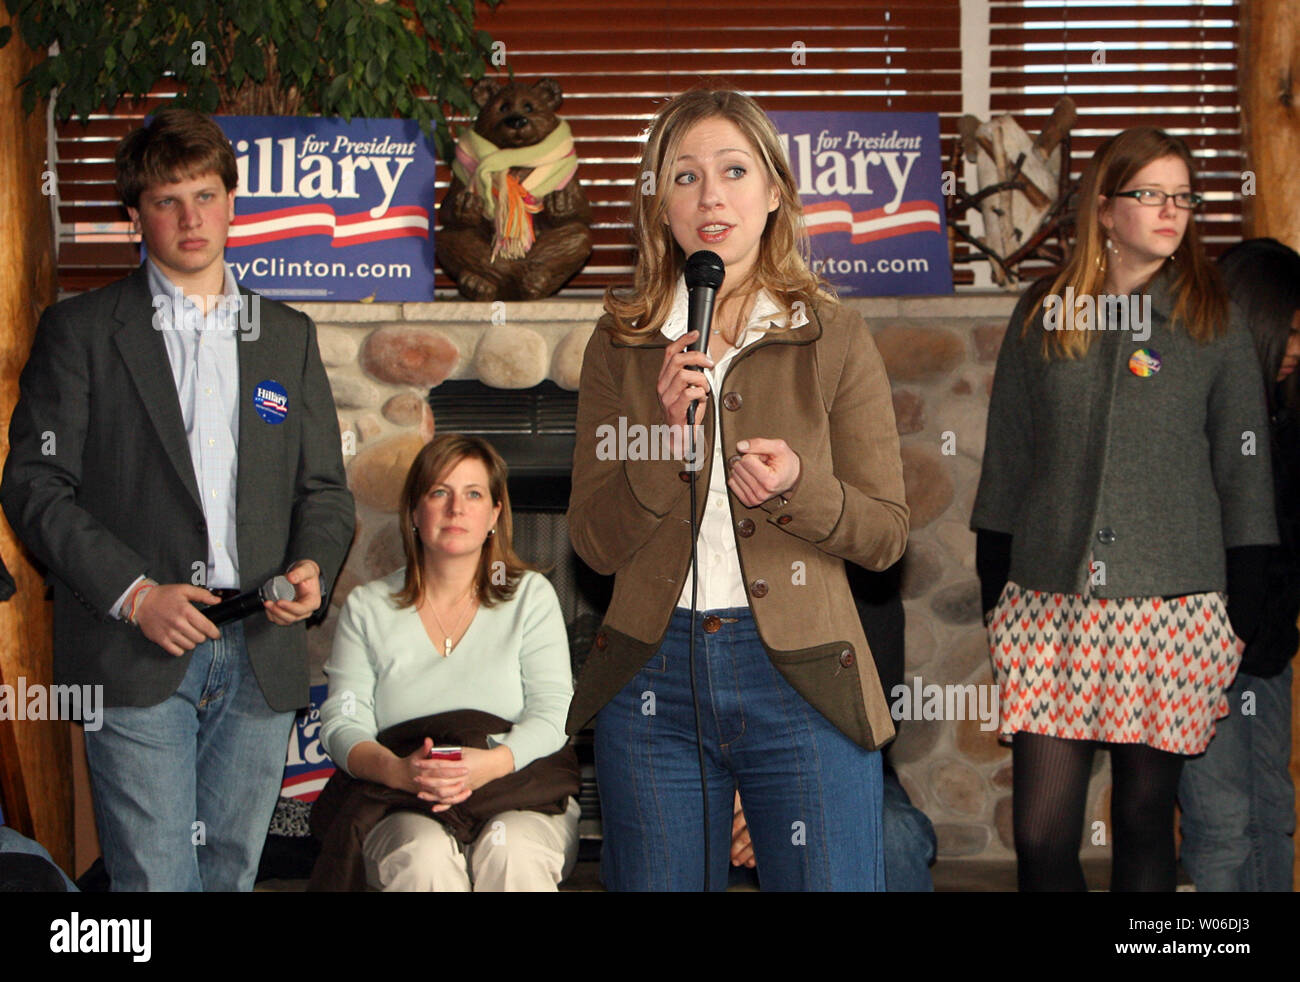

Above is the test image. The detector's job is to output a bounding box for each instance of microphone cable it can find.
[685,404,710,890]
[681,249,724,891]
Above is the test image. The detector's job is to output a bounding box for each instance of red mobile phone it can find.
[427,746,462,761]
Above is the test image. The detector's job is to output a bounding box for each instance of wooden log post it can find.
[0,13,68,868]
[1240,1,1300,246]
[1238,0,1300,892]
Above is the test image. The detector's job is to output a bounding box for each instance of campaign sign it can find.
[281,683,335,802]
[768,112,952,296]
[215,117,437,301]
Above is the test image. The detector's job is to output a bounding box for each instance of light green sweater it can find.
[320,568,573,775]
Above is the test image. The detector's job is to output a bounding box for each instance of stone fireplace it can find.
[291,292,1117,869]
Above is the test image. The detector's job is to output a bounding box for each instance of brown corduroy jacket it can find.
[565,301,908,749]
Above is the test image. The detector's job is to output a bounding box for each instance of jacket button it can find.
[839,649,855,668]
[702,615,722,633]
[750,578,769,598]
[722,391,743,412]
[595,631,608,650]
[736,518,755,537]
[1097,527,1116,545]
[727,454,742,469]
[777,514,792,525]
[678,470,691,483]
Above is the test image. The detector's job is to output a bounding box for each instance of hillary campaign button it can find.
[254,380,289,424]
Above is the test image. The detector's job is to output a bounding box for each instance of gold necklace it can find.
[426,587,477,657]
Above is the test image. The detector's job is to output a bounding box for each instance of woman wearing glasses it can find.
[971,127,1277,891]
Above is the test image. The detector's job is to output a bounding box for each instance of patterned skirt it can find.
[986,581,1245,756]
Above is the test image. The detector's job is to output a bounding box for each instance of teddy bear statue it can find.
[436,76,593,301]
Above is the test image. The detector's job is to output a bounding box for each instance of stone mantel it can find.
[289,292,1023,403]
[287,292,1021,327]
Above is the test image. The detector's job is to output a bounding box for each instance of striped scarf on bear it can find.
[452,122,578,261]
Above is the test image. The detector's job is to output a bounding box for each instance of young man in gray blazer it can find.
[1,109,355,890]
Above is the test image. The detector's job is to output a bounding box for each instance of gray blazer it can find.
[1,265,355,711]
[971,267,1277,598]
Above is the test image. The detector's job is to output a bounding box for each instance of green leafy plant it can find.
[0,0,506,157]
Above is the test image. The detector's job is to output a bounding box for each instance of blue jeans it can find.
[727,766,937,891]
[1178,665,1295,891]
[594,607,884,891]
[0,826,79,890]
[882,766,936,890]
[83,621,294,891]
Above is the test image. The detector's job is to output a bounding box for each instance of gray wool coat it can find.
[971,266,1278,599]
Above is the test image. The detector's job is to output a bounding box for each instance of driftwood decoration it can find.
[946,97,1078,287]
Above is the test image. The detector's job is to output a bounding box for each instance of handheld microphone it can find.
[201,575,296,625]
[683,250,725,426]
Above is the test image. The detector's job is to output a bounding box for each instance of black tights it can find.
[1012,732,1185,891]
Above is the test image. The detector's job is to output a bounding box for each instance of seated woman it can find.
[318,433,580,891]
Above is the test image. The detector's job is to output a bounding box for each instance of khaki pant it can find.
[362,797,581,891]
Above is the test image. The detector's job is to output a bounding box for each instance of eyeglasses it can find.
[1111,189,1204,210]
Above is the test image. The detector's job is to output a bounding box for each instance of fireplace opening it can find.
[427,379,577,510]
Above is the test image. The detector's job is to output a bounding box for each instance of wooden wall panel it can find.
[1239,0,1300,894]
[1239,0,1300,248]
[0,11,70,871]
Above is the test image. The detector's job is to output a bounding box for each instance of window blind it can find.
[988,0,1242,272]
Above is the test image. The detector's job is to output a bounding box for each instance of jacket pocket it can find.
[566,624,665,734]
[766,641,882,748]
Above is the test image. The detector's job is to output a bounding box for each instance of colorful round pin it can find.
[254,379,289,424]
[1128,348,1161,378]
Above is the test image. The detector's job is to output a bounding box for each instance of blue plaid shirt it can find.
[111,261,243,617]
